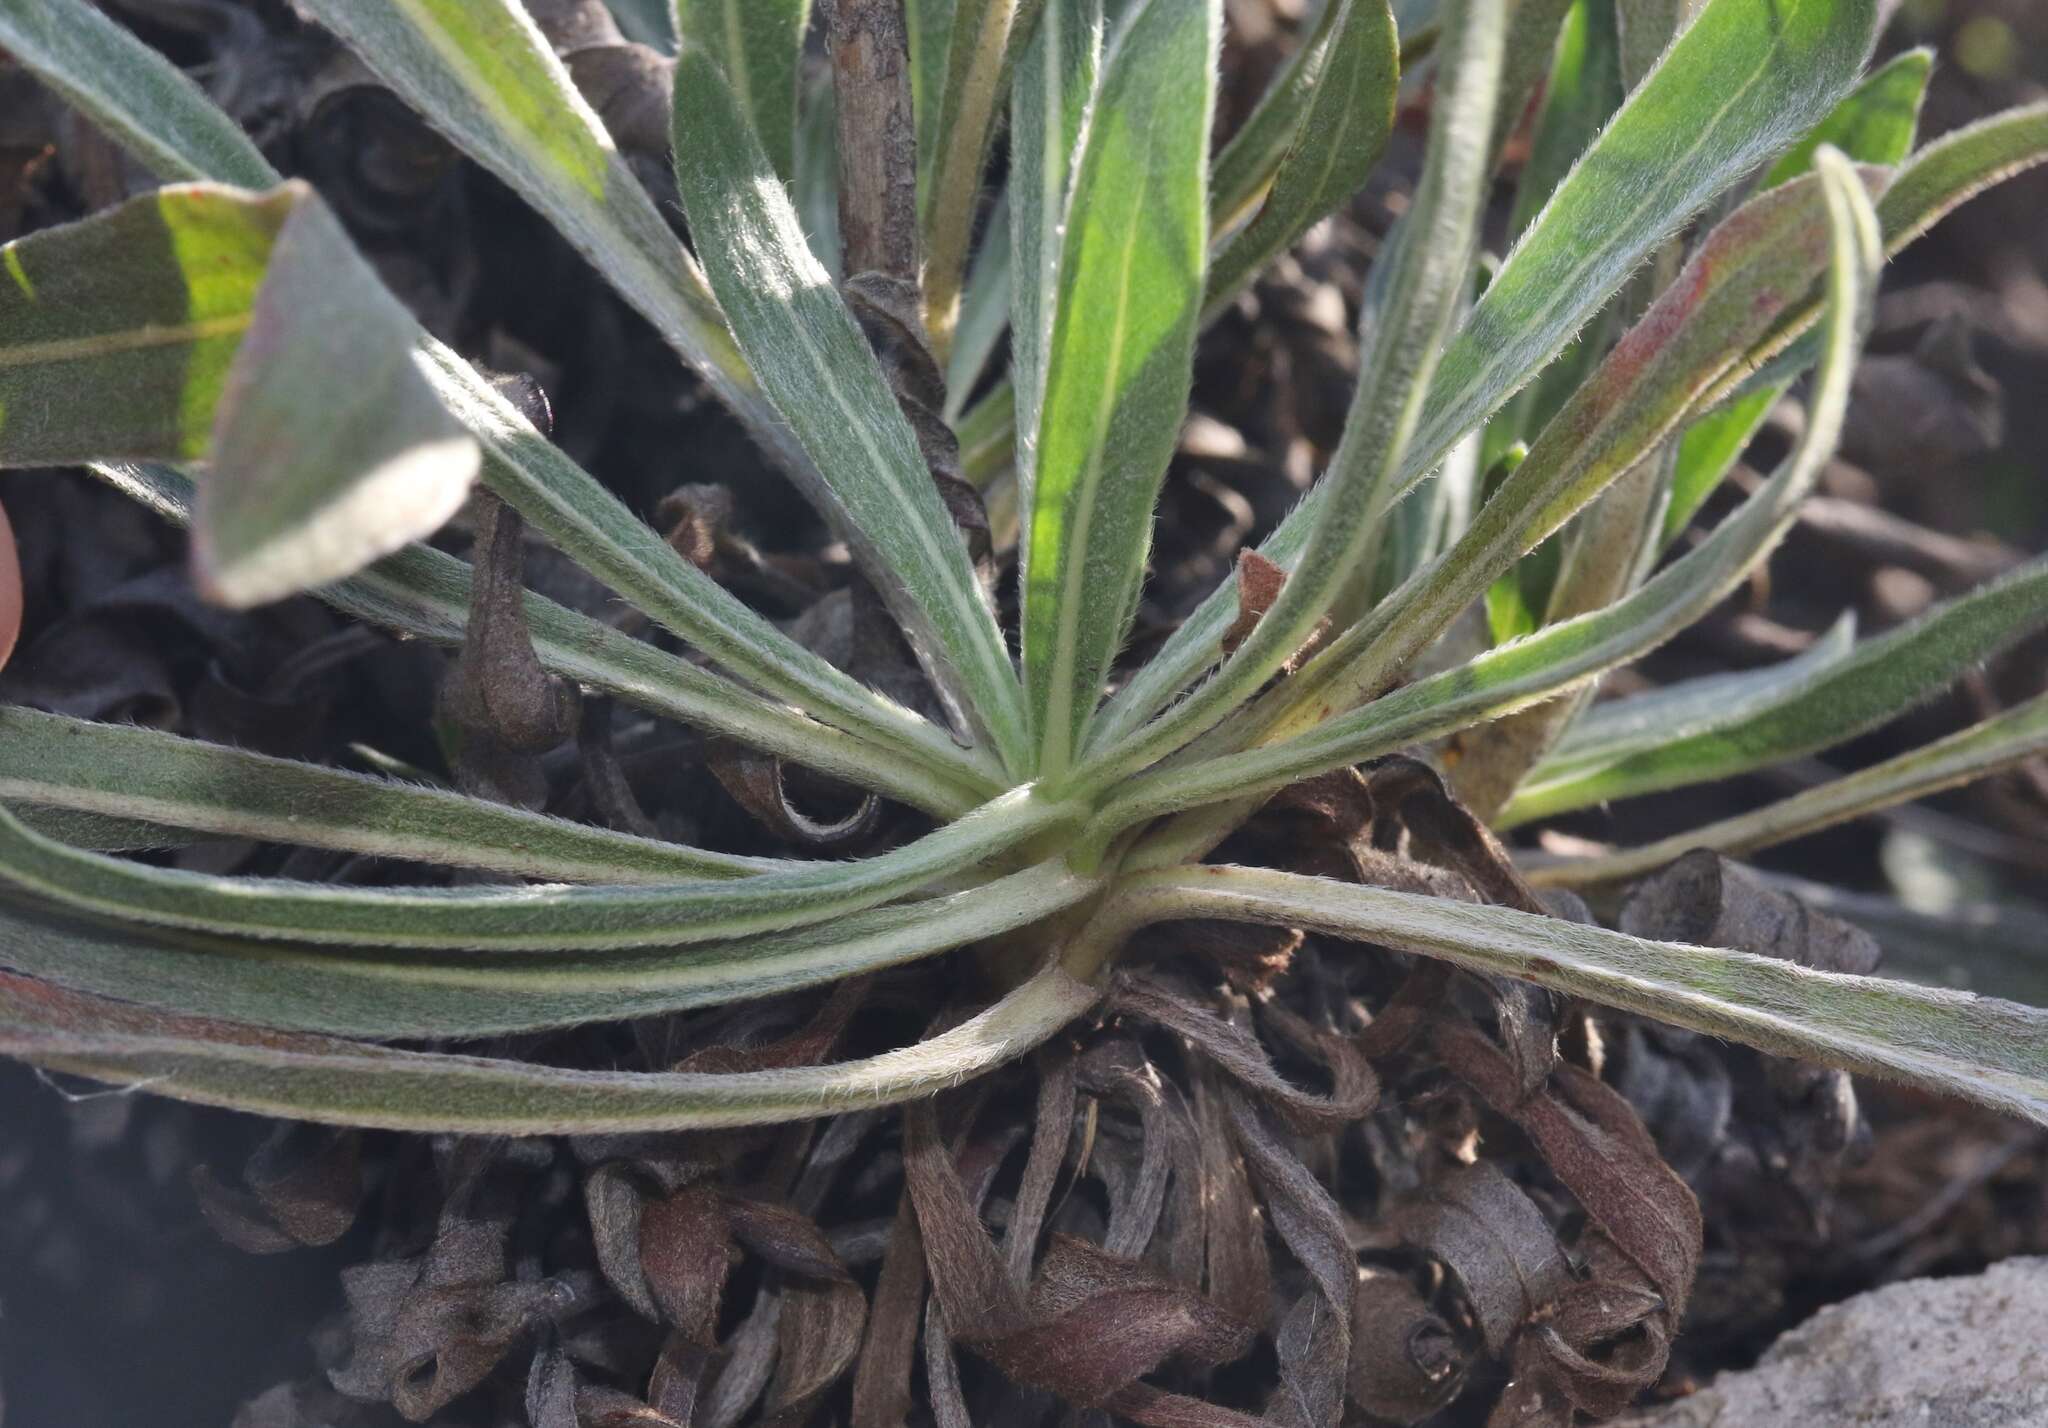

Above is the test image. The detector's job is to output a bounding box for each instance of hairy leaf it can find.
[0,0,987,789]
[1663,46,1930,542]
[1534,611,1857,775]
[0,961,1100,1131]
[677,0,811,176]
[96,465,995,819]
[1022,0,1219,775]
[672,47,1029,770]
[0,182,478,605]
[1075,0,1499,788]
[1259,165,1883,743]
[1009,0,1103,478]
[1105,155,1879,858]
[922,0,1043,353]
[0,862,1093,1037]
[1203,0,1399,316]
[1121,866,2048,1125]
[0,707,782,882]
[292,0,764,434]
[1094,0,1879,747]
[1535,691,2048,887]
[0,784,1073,951]
[1501,554,2048,825]
[0,0,274,188]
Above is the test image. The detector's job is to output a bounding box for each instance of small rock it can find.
[1618,1257,2048,1427]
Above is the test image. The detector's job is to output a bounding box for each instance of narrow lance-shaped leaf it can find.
[677,0,812,177]
[1008,0,1103,474]
[922,0,1044,355]
[1207,0,1345,235]
[1460,145,1885,815]
[909,0,962,181]
[0,863,1096,1038]
[1072,0,1501,792]
[1097,150,1879,861]
[0,182,479,606]
[1764,46,1931,188]
[945,189,1014,417]
[1532,692,2048,889]
[1478,0,1622,498]
[290,0,772,448]
[0,0,991,787]
[1203,0,1399,317]
[96,464,1000,818]
[671,48,1030,772]
[1023,0,1219,777]
[1500,554,2048,825]
[1713,100,2048,414]
[1091,0,1879,750]
[1252,165,1883,746]
[0,0,275,189]
[1535,610,1858,778]
[0,707,787,883]
[1661,46,1931,543]
[0,962,1100,1133]
[1121,865,2048,1126]
[0,784,1074,952]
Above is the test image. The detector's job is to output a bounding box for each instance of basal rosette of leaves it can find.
[1,0,2047,1421]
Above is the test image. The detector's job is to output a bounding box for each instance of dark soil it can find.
[1,3,2045,1426]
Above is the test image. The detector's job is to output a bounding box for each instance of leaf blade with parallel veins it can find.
[1022,0,1220,776]
[0,183,479,605]
[671,47,1030,771]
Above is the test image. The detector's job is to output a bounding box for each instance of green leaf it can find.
[677,0,812,177]
[0,182,479,605]
[1662,48,1930,544]
[945,190,1014,418]
[0,862,1095,1037]
[1009,0,1103,477]
[1208,0,1342,235]
[1499,553,2048,825]
[1203,0,1398,315]
[1100,152,1880,863]
[1534,691,2048,890]
[0,707,784,883]
[1072,0,1502,791]
[0,0,275,189]
[1538,609,1858,774]
[1021,0,1219,776]
[0,960,1100,1132]
[1258,165,1882,745]
[1505,0,1623,239]
[922,0,1044,353]
[909,0,962,179]
[671,48,1029,772]
[1092,0,1879,749]
[1718,100,2048,409]
[1660,385,1778,544]
[96,464,999,818]
[291,0,769,443]
[0,785,1074,951]
[1125,864,2048,1124]
[1,0,999,790]
[1479,0,1620,493]
[1764,46,1931,188]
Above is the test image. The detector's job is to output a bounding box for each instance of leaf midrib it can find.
[0,312,250,369]
[1039,112,1155,771]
